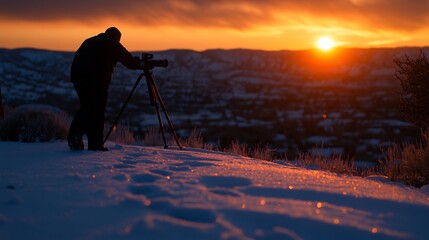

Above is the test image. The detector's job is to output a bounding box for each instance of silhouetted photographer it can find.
[68,27,141,151]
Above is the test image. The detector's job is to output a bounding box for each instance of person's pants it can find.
[68,81,108,149]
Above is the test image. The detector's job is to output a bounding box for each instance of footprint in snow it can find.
[137,159,160,164]
[112,173,130,182]
[113,164,135,169]
[129,184,170,198]
[167,207,217,224]
[173,161,215,168]
[126,153,149,158]
[149,169,173,177]
[209,189,241,197]
[199,176,252,189]
[120,160,138,165]
[168,165,191,172]
[131,173,161,183]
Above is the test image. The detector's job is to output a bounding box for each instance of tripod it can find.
[104,70,183,150]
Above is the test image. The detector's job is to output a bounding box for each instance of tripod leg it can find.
[153,101,169,149]
[144,70,183,150]
[104,73,144,144]
[151,83,183,150]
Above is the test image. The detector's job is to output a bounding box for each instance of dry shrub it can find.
[394,50,429,130]
[0,105,70,142]
[143,126,166,146]
[296,148,356,175]
[181,128,215,150]
[381,131,429,187]
[253,143,273,161]
[183,128,204,148]
[104,123,136,145]
[224,140,273,161]
[227,140,251,157]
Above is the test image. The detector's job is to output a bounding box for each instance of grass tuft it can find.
[380,131,429,187]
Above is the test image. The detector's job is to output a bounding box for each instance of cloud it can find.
[1,0,429,32]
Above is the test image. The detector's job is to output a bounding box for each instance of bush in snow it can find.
[381,131,429,187]
[296,148,357,175]
[183,128,204,148]
[227,140,251,157]
[390,50,429,187]
[252,143,273,161]
[142,126,167,147]
[0,105,70,142]
[225,140,273,161]
[103,123,136,145]
[394,50,429,130]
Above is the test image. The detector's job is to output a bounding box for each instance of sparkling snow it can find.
[1,142,428,240]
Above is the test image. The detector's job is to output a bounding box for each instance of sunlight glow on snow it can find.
[1,142,428,239]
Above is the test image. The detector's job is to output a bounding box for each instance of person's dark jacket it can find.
[71,33,140,89]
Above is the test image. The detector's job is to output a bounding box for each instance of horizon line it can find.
[1,45,429,53]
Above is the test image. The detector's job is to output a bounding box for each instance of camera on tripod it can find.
[105,53,182,149]
[140,53,168,70]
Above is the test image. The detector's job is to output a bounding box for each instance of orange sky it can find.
[1,0,429,51]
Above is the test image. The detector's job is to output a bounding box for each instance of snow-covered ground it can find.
[1,141,428,240]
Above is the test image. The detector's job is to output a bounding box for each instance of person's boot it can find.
[68,135,84,151]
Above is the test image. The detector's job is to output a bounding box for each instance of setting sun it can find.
[316,36,335,51]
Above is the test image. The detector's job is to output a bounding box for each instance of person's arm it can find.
[115,43,140,70]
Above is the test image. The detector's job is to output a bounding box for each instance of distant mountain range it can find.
[1,47,427,161]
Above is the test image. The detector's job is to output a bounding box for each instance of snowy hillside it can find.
[1,142,428,239]
[1,48,426,161]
